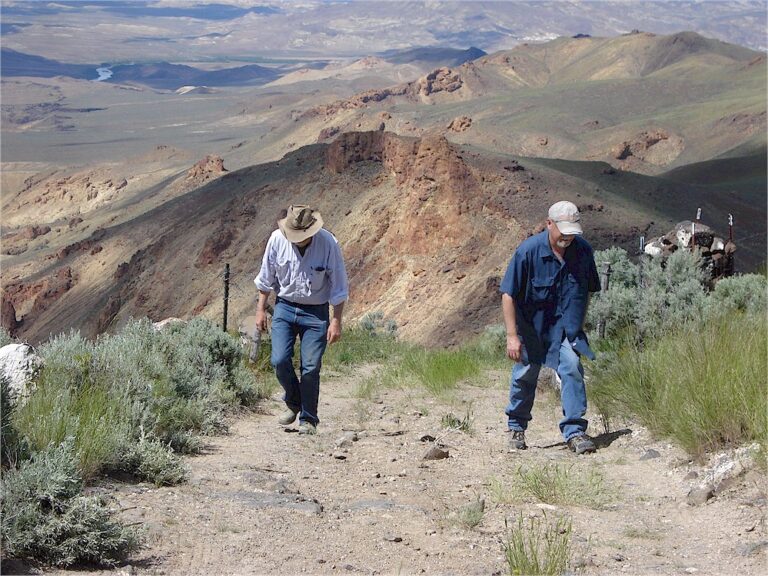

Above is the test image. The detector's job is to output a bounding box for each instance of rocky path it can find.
[48,365,765,576]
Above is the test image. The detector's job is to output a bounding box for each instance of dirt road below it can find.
[43,365,765,575]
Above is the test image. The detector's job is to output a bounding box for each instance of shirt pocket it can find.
[530,277,555,305]
[310,266,327,290]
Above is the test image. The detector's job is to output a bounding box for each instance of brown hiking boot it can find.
[567,433,596,455]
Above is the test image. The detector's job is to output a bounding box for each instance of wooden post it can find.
[223,263,230,333]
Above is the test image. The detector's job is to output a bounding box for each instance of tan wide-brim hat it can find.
[278,204,324,243]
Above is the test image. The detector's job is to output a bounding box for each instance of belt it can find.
[276,296,329,309]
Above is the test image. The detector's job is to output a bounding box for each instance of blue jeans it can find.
[271,298,329,426]
[506,337,588,441]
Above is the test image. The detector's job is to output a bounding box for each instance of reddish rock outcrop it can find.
[303,67,464,119]
[317,126,340,142]
[448,116,472,132]
[1,292,19,335]
[187,155,227,181]
[612,129,684,165]
[3,267,74,332]
[20,225,51,240]
[196,228,236,268]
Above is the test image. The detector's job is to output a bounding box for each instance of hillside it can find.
[286,32,766,176]
[2,130,765,346]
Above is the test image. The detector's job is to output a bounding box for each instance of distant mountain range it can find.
[1,0,765,63]
[0,47,491,90]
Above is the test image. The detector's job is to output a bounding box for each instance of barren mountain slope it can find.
[3,130,764,346]
[282,32,766,176]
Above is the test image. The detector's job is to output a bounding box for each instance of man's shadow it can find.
[541,428,632,450]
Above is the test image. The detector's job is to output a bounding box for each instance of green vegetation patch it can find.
[504,513,572,576]
[0,440,142,567]
[490,463,613,510]
[590,311,767,457]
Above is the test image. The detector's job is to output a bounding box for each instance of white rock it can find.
[153,317,185,331]
[704,443,760,491]
[0,343,41,408]
[644,239,663,256]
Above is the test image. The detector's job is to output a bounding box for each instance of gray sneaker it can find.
[298,421,317,435]
[278,407,299,426]
[567,433,596,455]
[508,430,527,450]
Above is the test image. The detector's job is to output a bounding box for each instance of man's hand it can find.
[506,334,523,362]
[255,309,268,333]
[327,318,342,344]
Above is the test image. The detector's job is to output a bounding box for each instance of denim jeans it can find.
[271,298,329,426]
[505,337,588,441]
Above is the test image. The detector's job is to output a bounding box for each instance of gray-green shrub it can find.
[706,273,767,315]
[594,246,638,287]
[1,439,141,567]
[117,433,187,486]
[588,248,713,339]
[636,249,708,337]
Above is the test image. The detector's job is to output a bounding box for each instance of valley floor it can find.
[26,366,768,575]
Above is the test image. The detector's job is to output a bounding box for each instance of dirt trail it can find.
[46,365,765,576]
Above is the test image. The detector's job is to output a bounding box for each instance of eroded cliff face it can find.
[322,131,528,344]
[4,130,645,347]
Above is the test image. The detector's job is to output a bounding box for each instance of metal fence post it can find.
[223,263,230,333]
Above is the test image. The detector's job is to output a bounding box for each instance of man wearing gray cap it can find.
[254,204,349,435]
[500,201,601,454]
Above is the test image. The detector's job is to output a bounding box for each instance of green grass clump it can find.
[401,348,481,395]
[503,513,572,576]
[322,312,403,371]
[14,378,130,481]
[491,463,611,510]
[441,404,474,433]
[590,311,767,457]
[0,440,142,567]
[1,374,27,467]
[449,497,485,530]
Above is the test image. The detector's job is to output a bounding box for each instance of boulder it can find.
[0,343,41,408]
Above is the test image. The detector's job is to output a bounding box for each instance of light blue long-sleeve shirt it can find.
[254,228,349,306]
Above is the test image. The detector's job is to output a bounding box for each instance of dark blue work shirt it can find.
[500,231,600,368]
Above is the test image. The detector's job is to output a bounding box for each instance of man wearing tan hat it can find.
[254,204,349,435]
[500,201,601,454]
